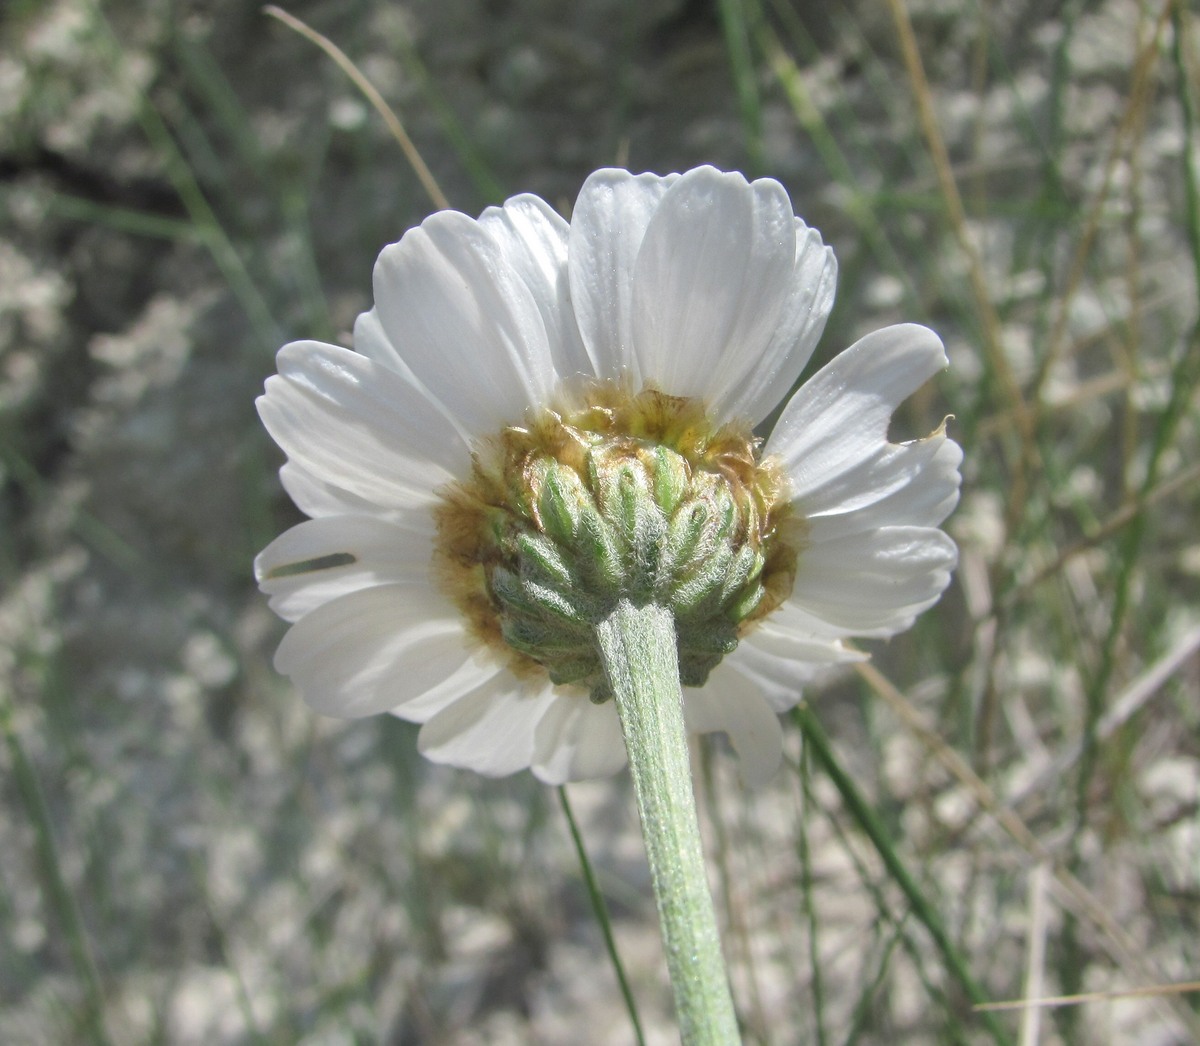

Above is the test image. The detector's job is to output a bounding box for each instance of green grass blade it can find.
[558,786,647,1046]
[792,705,1012,1045]
[2,695,112,1045]
[716,0,765,173]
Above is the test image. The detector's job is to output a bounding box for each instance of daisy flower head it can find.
[255,165,961,787]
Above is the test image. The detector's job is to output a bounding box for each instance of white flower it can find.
[255,166,961,787]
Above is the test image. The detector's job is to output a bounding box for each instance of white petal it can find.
[352,310,480,448]
[742,617,863,665]
[279,460,389,520]
[568,168,680,384]
[255,513,434,622]
[742,597,864,648]
[274,583,482,718]
[417,672,560,777]
[257,341,467,510]
[351,306,407,373]
[531,695,627,784]
[735,620,866,713]
[630,168,797,409]
[685,663,784,788]
[767,323,949,504]
[372,206,560,434]
[803,432,963,542]
[478,195,594,383]
[726,644,806,715]
[719,221,838,425]
[790,525,958,634]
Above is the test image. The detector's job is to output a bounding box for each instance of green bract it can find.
[434,385,800,702]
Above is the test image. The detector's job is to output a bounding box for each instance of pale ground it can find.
[2,0,1198,1043]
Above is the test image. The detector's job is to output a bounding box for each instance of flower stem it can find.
[595,599,741,1045]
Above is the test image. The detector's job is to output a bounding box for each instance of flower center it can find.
[433,382,801,703]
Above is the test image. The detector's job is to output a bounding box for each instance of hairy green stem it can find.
[595,599,741,1045]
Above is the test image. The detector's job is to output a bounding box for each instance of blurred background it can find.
[2,0,1198,1042]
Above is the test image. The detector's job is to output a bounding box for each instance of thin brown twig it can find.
[883,0,1035,531]
[1029,0,1174,406]
[262,6,450,211]
[976,980,1200,1014]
